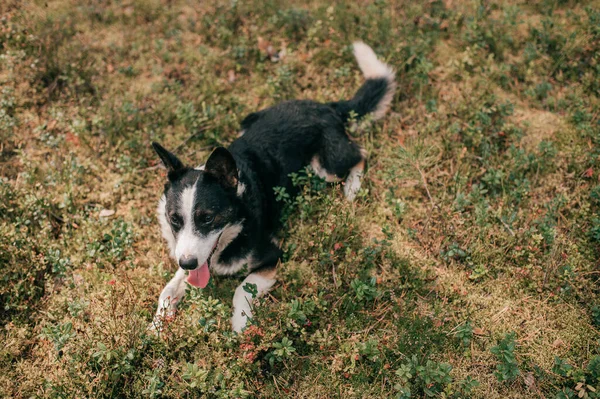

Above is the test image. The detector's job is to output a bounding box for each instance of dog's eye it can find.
[170,214,183,230]
[199,214,214,225]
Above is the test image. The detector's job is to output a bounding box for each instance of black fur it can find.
[152,142,187,181]
[153,74,391,273]
[328,77,389,122]
[205,147,238,190]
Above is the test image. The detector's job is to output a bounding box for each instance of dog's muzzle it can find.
[179,255,198,270]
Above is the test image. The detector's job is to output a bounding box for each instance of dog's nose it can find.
[179,256,198,270]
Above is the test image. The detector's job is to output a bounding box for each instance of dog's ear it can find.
[205,147,238,189]
[152,142,185,177]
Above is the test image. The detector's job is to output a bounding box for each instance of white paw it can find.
[344,172,362,201]
[148,315,164,335]
[231,307,251,333]
[149,305,176,335]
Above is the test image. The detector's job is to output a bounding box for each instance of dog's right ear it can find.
[152,142,185,177]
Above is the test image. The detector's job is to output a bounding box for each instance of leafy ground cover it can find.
[1,0,599,397]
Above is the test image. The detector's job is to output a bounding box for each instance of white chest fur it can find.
[209,222,255,276]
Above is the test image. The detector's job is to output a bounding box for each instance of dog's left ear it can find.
[152,142,185,177]
[205,147,238,189]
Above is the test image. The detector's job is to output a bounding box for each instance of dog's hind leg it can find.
[315,127,366,201]
[150,268,188,332]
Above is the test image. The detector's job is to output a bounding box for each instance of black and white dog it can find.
[151,42,395,332]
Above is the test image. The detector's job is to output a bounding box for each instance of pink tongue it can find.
[187,262,210,288]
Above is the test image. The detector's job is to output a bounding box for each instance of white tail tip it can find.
[352,41,395,82]
[352,41,396,120]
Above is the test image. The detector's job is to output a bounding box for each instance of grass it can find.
[1,0,600,397]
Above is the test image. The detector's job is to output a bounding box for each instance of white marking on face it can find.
[310,156,342,182]
[174,185,221,266]
[157,194,176,257]
[194,164,205,171]
[231,272,276,333]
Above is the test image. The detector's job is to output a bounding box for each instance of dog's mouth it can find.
[186,234,221,288]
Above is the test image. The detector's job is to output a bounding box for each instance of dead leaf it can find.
[65,132,80,146]
[523,372,535,389]
[73,274,84,286]
[99,209,115,218]
[257,36,270,53]
[277,47,286,61]
[227,69,236,83]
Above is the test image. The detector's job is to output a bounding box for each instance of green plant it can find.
[266,337,296,367]
[86,219,134,265]
[553,357,573,378]
[358,339,380,362]
[273,7,312,40]
[394,355,472,398]
[182,363,210,389]
[142,370,163,398]
[455,322,474,348]
[591,306,600,327]
[40,322,75,353]
[491,332,520,382]
[350,277,379,303]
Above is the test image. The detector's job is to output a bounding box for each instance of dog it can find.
[151,42,395,333]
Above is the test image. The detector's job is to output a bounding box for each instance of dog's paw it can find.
[147,315,165,335]
[148,322,160,335]
[344,174,362,201]
[148,308,175,335]
[231,309,250,333]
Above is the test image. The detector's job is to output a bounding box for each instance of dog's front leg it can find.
[150,268,188,332]
[231,267,277,333]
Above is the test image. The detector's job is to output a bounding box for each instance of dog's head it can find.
[152,142,240,288]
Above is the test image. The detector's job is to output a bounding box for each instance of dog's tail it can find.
[330,42,396,122]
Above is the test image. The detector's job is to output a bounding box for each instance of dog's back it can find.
[228,41,396,224]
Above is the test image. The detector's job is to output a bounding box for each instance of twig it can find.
[139,164,164,172]
[272,375,282,396]
[350,305,393,335]
[184,145,214,160]
[415,161,436,209]
[331,263,338,287]
[498,216,516,236]
[174,125,210,152]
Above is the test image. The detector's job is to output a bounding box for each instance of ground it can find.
[1,0,600,398]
